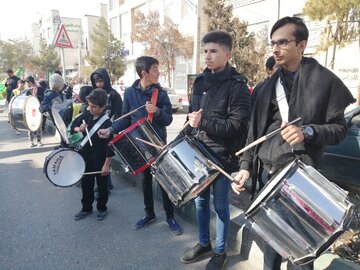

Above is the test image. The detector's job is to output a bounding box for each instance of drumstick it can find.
[114,104,147,122]
[207,159,236,183]
[82,171,103,175]
[135,137,164,150]
[82,120,93,146]
[235,117,302,156]
[179,108,203,133]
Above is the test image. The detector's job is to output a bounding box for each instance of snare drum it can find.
[109,117,164,175]
[43,148,85,187]
[8,95,42,131]
[152,136,221,207]
[245,159,354,265]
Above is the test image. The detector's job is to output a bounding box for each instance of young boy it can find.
[98,56,183,235]
[71,88,114,221]
[180,30,251,270]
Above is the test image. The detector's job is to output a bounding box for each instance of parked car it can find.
[319,105,360,193]
[163,87,183,112]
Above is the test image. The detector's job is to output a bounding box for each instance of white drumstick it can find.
[82,119,93,146]
[135,137,164,150]
[82,171,103,175]
[114,104,146,122]
[179,108,203,133]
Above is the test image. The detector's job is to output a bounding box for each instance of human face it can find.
[270,23,307,72]
[204,42,231,73]
[141,64,160,88]
[87,102,105,118]
[95,78,104,89]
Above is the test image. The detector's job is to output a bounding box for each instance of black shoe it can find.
[205,253,227,270]
[181,243,212,264]
[74,210,92,220]
[96,210,107,220]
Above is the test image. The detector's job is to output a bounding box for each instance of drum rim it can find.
[245,159,298,216]
[111,117,147,143]
[51,104,70,144]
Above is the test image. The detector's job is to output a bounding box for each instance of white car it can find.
[163,87,183,112]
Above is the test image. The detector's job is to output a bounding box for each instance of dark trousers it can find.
[81,160,108,212]
[142,167,174,219]
[264,242,314,270]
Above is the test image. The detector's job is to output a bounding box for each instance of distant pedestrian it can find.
[5,69,20,105]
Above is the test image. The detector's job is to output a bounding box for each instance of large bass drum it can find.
[8,95,42,131]
[245,159,354,265]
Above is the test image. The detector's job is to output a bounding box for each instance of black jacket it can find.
[240,57,356,173]
[183,64,251,172]
[90,68,123,120]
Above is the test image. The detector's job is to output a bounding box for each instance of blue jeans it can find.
[195,175,230,254]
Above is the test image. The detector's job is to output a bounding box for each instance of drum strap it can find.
[80,114,109,147]
[275,77,289,122]
[147,88,158,123]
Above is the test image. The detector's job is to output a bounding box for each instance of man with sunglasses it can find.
[231,16,355,270]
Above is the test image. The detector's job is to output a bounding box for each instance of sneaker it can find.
[37,142,43,147]
[166,218,183,235]
[181,243,212,264]
[134,215,156,230]
[96,210,108,220]
[74,210,92,220]
[205,253,227,270]
[29,143,36,148]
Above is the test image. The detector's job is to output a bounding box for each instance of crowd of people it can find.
[3,16,356,270]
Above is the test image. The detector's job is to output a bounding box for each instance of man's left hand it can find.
[280,123,304,145]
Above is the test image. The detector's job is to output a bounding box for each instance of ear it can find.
[140,70,147,79]
[298,40,307,54]
[226,50,232,60]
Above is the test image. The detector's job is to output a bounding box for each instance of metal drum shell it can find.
[245,159,354,265]
[9,95,42,132]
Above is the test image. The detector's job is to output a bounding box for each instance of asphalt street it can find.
[0,110,216,270]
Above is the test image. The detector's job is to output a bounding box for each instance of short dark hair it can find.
[53,69,62,76]
[135,56,159,78]
[202,30,233,51]
[265,56,276,69]
[270,16,309,42]
[6,69,13,73]
[86,88,107,107]
[26,76,35,84]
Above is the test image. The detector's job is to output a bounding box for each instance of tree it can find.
[31,37,61,78]
[0,38,33,78]
[303,0,360,103]
[204,0,268,86]
[86,17,126,82]
[132,11,193,87]
[303,0,360,69]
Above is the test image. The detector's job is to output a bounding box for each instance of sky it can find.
[0,0,107,40]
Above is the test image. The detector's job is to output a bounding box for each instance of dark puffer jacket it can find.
[183,64,251,172]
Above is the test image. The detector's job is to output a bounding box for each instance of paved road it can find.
[0,111,214,270]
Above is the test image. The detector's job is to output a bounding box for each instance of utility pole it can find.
[193,0,202,74]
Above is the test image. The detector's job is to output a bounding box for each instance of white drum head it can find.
[25,96,42,131]
[45,149,85,187]
[51,104,69,144]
